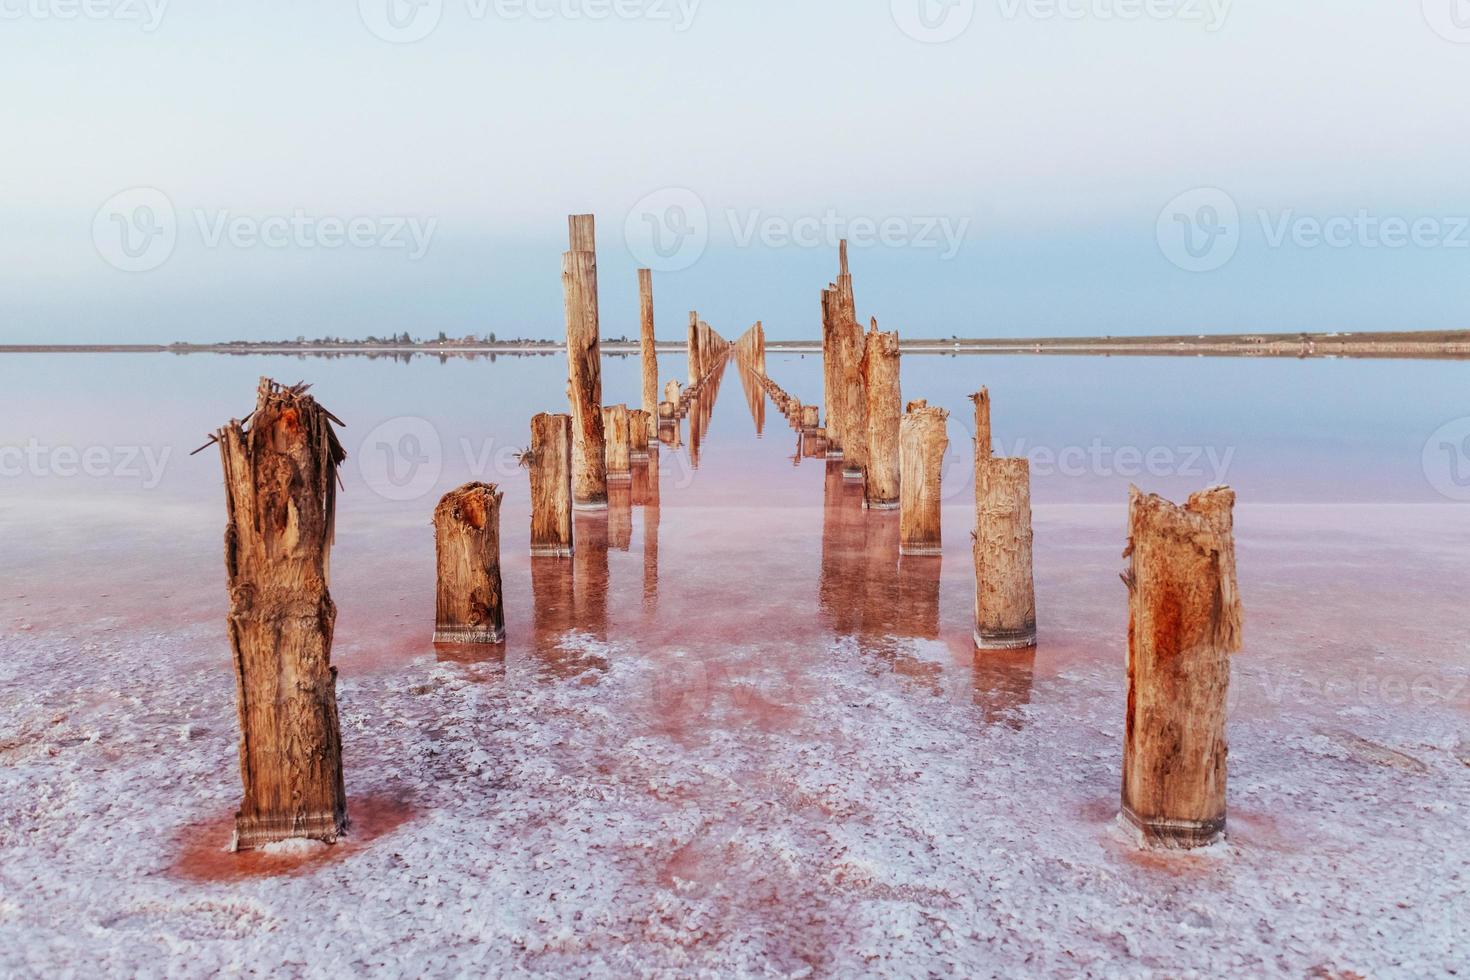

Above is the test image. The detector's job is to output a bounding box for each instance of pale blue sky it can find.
[2,0,1468,342]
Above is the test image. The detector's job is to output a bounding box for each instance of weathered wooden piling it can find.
[564,214,607,511]
[665,380,682,407]
[687,311,702,387]
[802,404,820,431]
[639,269,658,419]
[821,288,843,456]
[973,457,1036,650]
[433,483,506,645]
[899,404,949,556]
[629,408,652,459]
[1121,486,1242,849]
[862,321,902,510]
[216,378,348,851]
[528,412,574,558]
[602,404,632,481]
[971,388,992,465]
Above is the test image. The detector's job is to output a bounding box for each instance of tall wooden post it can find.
[433,483,506,645]
[863,321,901,510]
[602,404,631,482]
[974,458,1036,650]
[687,311,702,387]
[821,288,842,456]
[564,214,606,511]
[639,269,658,419]
[972,388,992,465]
[528,412,573,558]
[899,404,949,556]
[1121,486,1242,849]
[216,378,348,851]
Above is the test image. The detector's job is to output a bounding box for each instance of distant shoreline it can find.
[4,329,1469,360]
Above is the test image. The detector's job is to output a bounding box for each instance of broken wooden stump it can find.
[899,404,949,556]
[602,404,632,482]
[433,483,506,645]
[973,457,1036,650]
[802,404,820,431]
[863,322,902,511]
[564,214,607,511]
[658,400,677,422]
[639,268,658,419]
[1121,485,1242,850]
[629,408,652,460]
[527,412,574,558]
[216,378,348,851]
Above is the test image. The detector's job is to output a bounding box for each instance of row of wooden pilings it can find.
[211,221,1241,856]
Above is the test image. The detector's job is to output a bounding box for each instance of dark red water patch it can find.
[171,792,417,883]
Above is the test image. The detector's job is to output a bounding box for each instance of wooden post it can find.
[687,311,702,387]
[215,378,348,851]
[527,412,573,558]
[971,388,992,466]
[821,288,842,456]
[1121,486,1242,849]
[433,483,506,645]
[602,404,632,482]
[802,404,820,431]
[863,322,902,510]
[564,215,606,511]
[974,458,1036,650]
[629,408,652,459]
[639,269,658,419]
[899,404,949,556]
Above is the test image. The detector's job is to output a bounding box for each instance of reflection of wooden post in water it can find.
[607,479,633,552]
[738,359,766,436]
[602,404,632,482]
[572,510,610,639]
[528,412,573,558]
[639,269,658,419]
[564,215,607,511]
[433,483,506,645]
[803,429,828,459]
[641,448,660,613]
[972,647,1037,729]
[899,404,949,556]
[818,459,865,634]
[215,378,348,851]
[530,555,576,659]
[629,409,651,460]
[863,322,901,510]
[1121,486,1242,850]
[974,457,1036,649]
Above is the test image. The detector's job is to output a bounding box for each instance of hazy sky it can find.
[2,0,1468,342]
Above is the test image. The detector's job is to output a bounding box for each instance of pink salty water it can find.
[0,351,1467,975]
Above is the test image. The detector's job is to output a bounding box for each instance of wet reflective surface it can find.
[1,351,1468,974]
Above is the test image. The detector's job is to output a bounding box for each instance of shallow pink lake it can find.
[1,351,1467,975]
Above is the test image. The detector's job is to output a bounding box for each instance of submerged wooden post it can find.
[564,215,607,510]
[974,457,1036,650]
[1121,486,1242,849]
[639,269,658,419]
[433,483,506,645]
[216,378,348,851]
[629,408,652,459]
[899,404,949,556]
[528,412,573,558]
[602,404,632,482]
[863,321,902,510]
